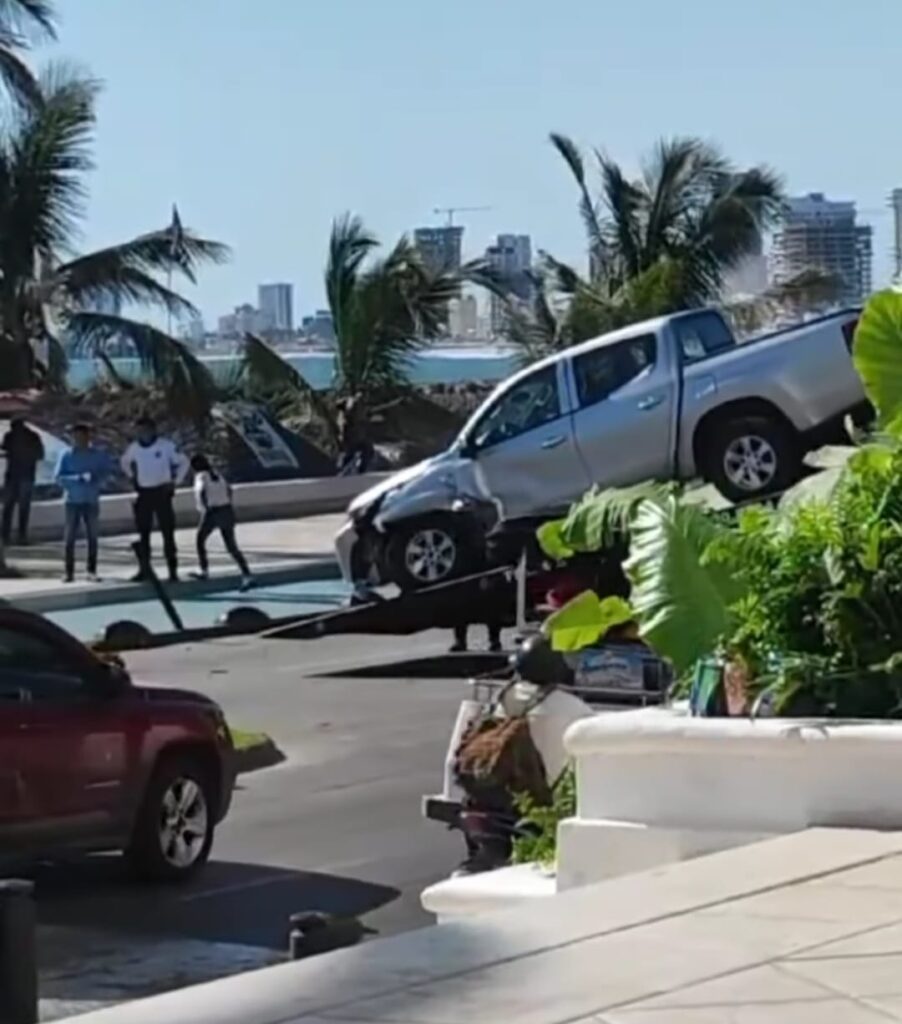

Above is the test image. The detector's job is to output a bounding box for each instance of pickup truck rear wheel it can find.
[385,514,481,591]
[126,755,216,882]
[704,415,800,503]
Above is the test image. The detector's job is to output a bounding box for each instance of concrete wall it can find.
[23,473,390,541]
[557,707,902,891]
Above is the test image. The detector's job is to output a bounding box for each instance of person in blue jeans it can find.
[55,424,114,583]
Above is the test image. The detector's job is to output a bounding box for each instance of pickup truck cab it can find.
[337,307,864,591]
[0,607,236,881]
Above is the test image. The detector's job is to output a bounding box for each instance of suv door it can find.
[568,333,676,486]
[465,362,590,518]
[0,622,131,850]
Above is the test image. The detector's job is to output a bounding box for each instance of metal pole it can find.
[515,550,527,634]
[0,879,37,1024]
[132,541,184,631]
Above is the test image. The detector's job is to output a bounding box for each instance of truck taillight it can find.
[842,319,859,352]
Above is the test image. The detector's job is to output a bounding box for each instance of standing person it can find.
[2,417,44,546]
[190,454,253,590]
[55,424,113,583]
[120,416,189,582]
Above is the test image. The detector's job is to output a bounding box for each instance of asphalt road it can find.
[36,629,477,1012]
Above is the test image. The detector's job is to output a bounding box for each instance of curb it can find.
[8,559,340,614]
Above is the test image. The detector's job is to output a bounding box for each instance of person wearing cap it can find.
[120,416,189,582]
[2,417,44,545]
[55,423,114,583]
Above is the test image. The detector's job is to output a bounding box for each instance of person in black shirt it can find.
[2,418,44,545]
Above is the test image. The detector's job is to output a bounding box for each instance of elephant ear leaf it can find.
[545,592,635,652]
[626,496,743,675]
[853,289,902,427]
[536,519,575,561]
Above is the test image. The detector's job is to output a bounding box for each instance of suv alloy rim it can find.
[405,528,457,583]
[159,777,209,868]
[723,434,778,492]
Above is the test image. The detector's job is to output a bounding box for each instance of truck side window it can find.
[470,365,561,450]
[676,312,735,364]
[574,335,656,408]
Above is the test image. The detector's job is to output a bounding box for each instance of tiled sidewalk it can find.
[67,829,902,1024]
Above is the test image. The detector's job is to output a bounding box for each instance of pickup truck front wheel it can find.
[385,514,481,591]
[704,415,800,504]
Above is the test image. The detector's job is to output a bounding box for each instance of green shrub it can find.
[512,765,576,867]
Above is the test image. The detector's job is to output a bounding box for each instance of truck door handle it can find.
[637,395,664,411]
[541,435,566,450]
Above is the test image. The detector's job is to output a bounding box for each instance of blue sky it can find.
[54,0,900,323]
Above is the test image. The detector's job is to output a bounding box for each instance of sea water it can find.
[65,346,520,391]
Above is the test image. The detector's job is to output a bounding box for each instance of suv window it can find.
[675,311,735,364]
[0,626,85,701]
[573,335,656,408]
[470,365,561,451]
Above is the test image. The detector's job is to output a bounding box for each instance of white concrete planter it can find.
[423,705,902,920]
[559,707,902,891]
[421,863,555,923]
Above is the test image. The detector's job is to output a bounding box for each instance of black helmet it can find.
[511,632,571,687]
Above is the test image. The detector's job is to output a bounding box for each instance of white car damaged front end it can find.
[334,449,496,591]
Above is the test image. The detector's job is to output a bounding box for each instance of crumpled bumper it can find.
[334,519,359,583]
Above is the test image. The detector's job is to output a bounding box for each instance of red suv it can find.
[0,608,236,881]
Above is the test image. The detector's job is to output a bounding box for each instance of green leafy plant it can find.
[512,765,576,868]
[545,593,634,652]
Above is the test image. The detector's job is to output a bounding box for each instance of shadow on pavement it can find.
[35,855,399,952]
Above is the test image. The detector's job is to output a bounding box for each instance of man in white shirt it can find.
[120,416,189,582]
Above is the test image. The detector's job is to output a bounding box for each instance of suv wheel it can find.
[385,515,480,591]
[704,414,800,504]
[127,755,215,882]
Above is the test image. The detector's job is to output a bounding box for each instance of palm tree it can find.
[550,133,784,307]
[0,66,229,416]
[497,135,785,363]
[0,0,56,106]
[243,214,497,458]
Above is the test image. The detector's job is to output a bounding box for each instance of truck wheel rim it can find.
[158,777,208,868]
[723,435,778,492]
[405,528,457,582]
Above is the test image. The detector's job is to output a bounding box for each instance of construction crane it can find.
[433,205,492,227]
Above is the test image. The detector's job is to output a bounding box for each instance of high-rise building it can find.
[485,234,533,334]
[413,226,464,275]
[258,283,294,332]
[300,309,335,344]
[771,193,873,304]
[891,188,902,280]
[448,294,479,338]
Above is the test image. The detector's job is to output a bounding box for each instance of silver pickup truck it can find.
[336,306,865,591]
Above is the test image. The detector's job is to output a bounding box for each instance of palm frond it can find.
[240,333,339,450]
[67,311,217,421]
[54,246,200,315]
[326,213,378,349]
[4,64,98,260]
[0,42,39,106]
[0,0,56,38]
[640,137,711,261]
[550,133,608,276]
[597,151,644,281]
[77,226,231,287]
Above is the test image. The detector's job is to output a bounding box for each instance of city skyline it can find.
[56,1,901,322]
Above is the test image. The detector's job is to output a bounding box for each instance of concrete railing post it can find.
[0,879,37,1024]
